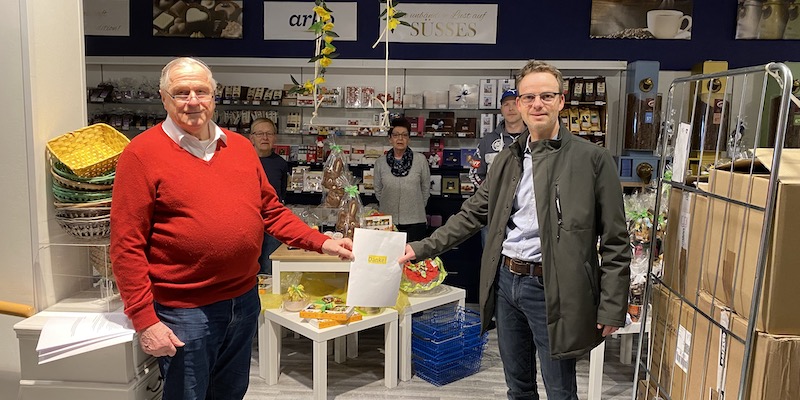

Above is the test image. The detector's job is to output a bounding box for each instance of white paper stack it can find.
[36,312,135,364]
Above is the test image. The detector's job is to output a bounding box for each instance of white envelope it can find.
[345,228,407,307]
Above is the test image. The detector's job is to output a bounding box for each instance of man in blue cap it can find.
[469,88,526,245]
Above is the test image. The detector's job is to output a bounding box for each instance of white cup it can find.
[647,9,692,39]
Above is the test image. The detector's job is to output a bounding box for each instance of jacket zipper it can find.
[555,184,563,241]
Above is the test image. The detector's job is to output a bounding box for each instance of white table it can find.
[269,244,350,295]
[262,307,398,400]
[400,286,466,381]
[587,316,651,400]
[258,245,351,379]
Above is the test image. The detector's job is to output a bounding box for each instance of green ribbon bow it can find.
[344,185,359,197]
[330,144,342,152]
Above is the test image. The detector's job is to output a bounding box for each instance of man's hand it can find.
[139,321,185,357]
[321,238,354,261]
[397,244,416,265]
[597,324,620,337]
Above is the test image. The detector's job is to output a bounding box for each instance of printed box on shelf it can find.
[479,79,497,110]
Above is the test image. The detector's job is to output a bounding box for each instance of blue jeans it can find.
[496,266,578,400]
[154,285,260,400]
[258,234,282,275]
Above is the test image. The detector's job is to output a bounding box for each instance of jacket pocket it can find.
[583,261,599,305]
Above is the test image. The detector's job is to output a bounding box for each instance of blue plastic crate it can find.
[412,336,487,386]
[412,306,483,342]
[412,333,487,368]
[411,334,465,363]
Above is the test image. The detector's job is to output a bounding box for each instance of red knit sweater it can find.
[110,124,329,331]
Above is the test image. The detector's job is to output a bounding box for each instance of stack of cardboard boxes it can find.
[643,149,800,400]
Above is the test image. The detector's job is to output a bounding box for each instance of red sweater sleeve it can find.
[110,149,160,332]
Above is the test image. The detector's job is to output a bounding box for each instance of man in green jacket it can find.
[399,60,631,400]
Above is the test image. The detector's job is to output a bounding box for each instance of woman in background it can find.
[373,118,431,241]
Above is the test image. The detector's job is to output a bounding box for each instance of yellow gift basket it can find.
[46,123,130,178]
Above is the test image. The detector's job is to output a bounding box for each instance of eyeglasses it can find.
[391,133,410,139]
[518,92,561,105]
[165,89,214,103]
[251,131,276,137]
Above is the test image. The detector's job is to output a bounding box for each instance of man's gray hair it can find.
[159,57,217,92]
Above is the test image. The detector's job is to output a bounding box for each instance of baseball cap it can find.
[500,89,518,103]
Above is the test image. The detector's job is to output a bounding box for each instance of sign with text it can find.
[264,1,357,41]
[83,0,129,37]
[385,3,497,44]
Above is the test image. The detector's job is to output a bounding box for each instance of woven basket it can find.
[47,123,129,178]
[51,169,113,191]
[52,184,113,203]
[55,216,110,239]
[52,161,115,185]
[55,206,111,219]
[54,199,112,209]
[89,246,114,280]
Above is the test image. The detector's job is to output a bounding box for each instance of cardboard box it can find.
[670,184,714,302]
[704,149,800,334]
[648,285,703,400]
[687,290,800,400]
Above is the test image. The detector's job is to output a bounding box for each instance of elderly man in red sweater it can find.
[110,57,353,400]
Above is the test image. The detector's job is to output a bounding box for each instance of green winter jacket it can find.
[409,126,631,359]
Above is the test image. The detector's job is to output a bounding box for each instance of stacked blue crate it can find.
[411,304,488,386]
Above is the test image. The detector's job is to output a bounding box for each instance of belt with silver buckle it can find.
[503,256,543,276]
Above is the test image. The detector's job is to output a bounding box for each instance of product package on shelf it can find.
[429,175,442,196]
[459,173,475,195]
[424,91,449,109]
[448,84,479,109]
[363,213,393,231]
[361,168,375,191]
[441,177,459,195]
[479,79,498,109]
[403,93,424,109]
[460,148,477,169]
[303,171,323,192]
[480,114,495,138]
[361,87,375,108]
[426,112,455,137]
[442,149,461,167]
[455,118,477,138]
[319,86,342,107]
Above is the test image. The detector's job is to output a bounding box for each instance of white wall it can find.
[0,0,86,384]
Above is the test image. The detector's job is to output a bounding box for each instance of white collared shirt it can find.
[162,116,227,161]
[501,139,542,263]
[500,131,560,263]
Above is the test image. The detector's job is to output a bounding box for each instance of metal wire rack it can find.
[633,62,796,400]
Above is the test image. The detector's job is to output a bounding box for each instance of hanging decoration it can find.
[288,0,339,127]
[372,0,410,131]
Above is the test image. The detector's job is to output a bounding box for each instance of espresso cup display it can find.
[647,9,692,39]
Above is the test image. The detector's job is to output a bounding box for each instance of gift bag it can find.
[345,228,406,307]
